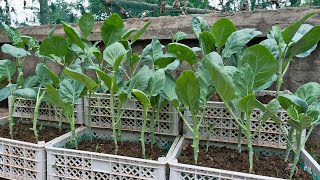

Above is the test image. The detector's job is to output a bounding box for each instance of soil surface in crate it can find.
[77,139,165,160]
[178,145,312,179]
[210,94,275,104]
[0,122,69,143]
[306,128,320,164]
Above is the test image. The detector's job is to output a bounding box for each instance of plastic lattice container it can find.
[46,127,180,180]
[0,117,66,180]
[169,137,319,180]
[84,93,179,135]
[9,97,84,125]
[183,90,291,149]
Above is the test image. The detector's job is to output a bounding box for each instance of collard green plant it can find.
[276,82,320,179]
[204,44,277,173]
[260,12,320,97]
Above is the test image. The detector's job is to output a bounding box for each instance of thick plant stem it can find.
[33,90,46,143]
[290,131,302,179]
[238,112,245,153]
[70,112,77,149]
[150,110,157,150]
[87,92,92,140]
[8,95,16,139]
[141,109,148,159]
[193,125,200,164]
[116,101,122,143]
[245,113,254,174]
[109,78,118,155]
[285,128,295,161]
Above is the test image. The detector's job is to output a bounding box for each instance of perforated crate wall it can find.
[169,137,318,180]
[183,90,290,149]
[84,93,179,135]
[10,97,84,124]
[0,118,46,180]
[46,127,180,180]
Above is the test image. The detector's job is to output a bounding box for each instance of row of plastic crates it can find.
[1,122,319,180]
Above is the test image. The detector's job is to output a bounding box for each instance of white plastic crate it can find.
[183,90,291,149]
[9,97,84,125]
[84,93,179,135]
[169,137,319,180]
[46,127,180,180]
[0,117,65,180]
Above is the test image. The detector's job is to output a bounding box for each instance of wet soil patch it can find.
[77,139,165,160]
[178,144,312,179]
[256,94,275,104]
[0,121,69,143]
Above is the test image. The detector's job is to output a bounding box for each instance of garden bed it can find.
[169,137,319,180]
[0,118,70,180]
[184,90,290,149]
[46,127,180,180]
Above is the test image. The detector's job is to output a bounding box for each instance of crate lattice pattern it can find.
[47,128,175,180]
[0,140,45,180]
[12,97,83,124]
[84,94,179,135]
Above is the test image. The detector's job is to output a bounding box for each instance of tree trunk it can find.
[39,0,50,24]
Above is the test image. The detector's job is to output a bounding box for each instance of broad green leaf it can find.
[292,24,315,57]
[154,54,176,68]
[1,44,30,58]
[260,39,280,59]
[282,12,316,44]
[122,28,138,40]
[41,65,60,87]
[239,44,277,89]
[224,66,237,77]
[142,38,163,62]
[295,82,320,105]
[13,88,37,99]
[258,99,281,124]
[287,106,313,131]
[204,53,236,102]
[59,78,85,103]
[132,89,151,110]
[127,66,153,93]
[94,68,118,92]
[63,67,98,91]
[39,36,69,58]
[222,29,261,58]
[174,31,188,42]
[45,84,65,110]
[131,21,151,44]
[23,76,39,88]
[168,43,197,65]
[103,42,127,69]
[286,26,320,59]
[88,47,102,64]
[278,94,308,113]
[79,13,95,38]
[36,63,51,85]
[196,61,215,102]
[176,70,199,114]
[1,22,22,45]
[101,13,125,47]
[199,31,215,54]
[268,26,283,43]
[233,64,254,98]
[238,94,256,114]
[164,60,180,71]
[192,16,210,38]
[0,85,14,101]
[161,73,178,102]
[0,60,16,79]
[210,18,236,49]
[63,22,85,50]
[147,69,166,97]
[254,74,277,92]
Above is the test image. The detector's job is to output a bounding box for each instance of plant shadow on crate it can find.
[178,144,312,179]
[0,119,70,143]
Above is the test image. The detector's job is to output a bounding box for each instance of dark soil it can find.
[306,128,320,164]
[256,94,275,104]
[210,94,275,104]
[77,139,165,160]
[178,144,312,180]
[0,121,69,143]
